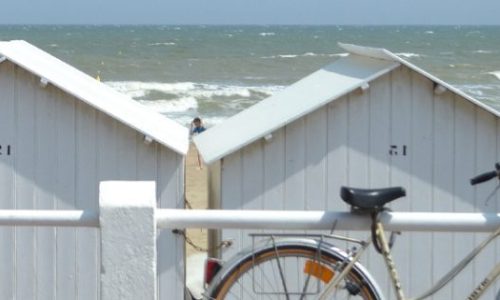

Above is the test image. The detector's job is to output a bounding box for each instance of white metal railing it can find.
[0,210,98,227]
[1,181,500,300]
[156,209,500,232]
[1,209,498,233]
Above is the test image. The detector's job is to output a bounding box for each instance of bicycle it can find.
[202,164,500,299]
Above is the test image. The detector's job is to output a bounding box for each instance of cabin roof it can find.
[194,43,500,164]
[0,40,188,155]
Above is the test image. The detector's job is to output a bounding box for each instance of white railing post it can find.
[99,181,157,300]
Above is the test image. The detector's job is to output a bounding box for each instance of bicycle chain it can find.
[172,197,233,252]
[172,228,232,252]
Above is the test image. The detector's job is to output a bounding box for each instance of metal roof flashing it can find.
[0,40,189,155]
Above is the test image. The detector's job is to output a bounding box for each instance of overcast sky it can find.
[1,0,499,25]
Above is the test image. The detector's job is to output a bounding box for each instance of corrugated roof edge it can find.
[339,42,500,118]
[0,40,189,155]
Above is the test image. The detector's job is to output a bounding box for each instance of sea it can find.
[1,25,500,127]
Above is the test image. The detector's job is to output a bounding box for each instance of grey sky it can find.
[1,0,499,25]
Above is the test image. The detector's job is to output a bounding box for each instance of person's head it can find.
[193,117,202,127]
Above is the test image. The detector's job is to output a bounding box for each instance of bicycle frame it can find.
[318,222,500,300]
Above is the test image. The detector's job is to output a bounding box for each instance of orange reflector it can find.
[304,260,335,283]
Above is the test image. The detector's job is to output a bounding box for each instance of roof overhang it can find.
[194,49,400,164]
[195,42,500,164]
[0,40,189,155]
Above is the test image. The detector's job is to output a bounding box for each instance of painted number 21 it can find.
[0,145,12,156]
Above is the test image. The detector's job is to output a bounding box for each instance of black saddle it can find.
[340,186,406,210]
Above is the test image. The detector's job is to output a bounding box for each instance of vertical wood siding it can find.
[219,65,500,299]
[0,61,185,299]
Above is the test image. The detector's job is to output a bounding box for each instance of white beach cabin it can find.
[0,41,189,299]
[194,43,500,299]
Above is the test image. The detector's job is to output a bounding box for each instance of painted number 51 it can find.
[0,145,12,156]
[389,145,407,156]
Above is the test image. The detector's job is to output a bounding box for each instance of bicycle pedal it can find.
[345,281,362,295]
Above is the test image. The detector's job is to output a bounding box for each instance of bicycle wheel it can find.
[206,239,382,299]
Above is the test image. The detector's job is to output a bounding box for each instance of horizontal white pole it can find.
[0,210,98,227]
[157,209,500,233]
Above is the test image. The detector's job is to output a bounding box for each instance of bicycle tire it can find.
[206,239,383,300]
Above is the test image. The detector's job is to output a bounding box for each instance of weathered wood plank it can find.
[389,66,412,298]
[368,74,392,294]
[15,67,36,299]
[408,71,434,296]
[0,60,15,299]
[35,84,57,300]
[472,107,497,299]
[431,87,455,298]
[452,96,476,297]
[75,101,99,300]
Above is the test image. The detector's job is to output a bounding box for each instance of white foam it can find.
[106,80,284,124]
[148,42,176,46]
[106,81,197,95]
[328,53,349,57]
[424,30,434,34]
[396,52,422,58]
[474,50,494,54]
[262,52,348,59]
[259,32,275,37]
[138,97,198,113]
[488,71,500,80]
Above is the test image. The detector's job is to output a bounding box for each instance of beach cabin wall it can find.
[0,41,188,299]
[195,44,500,299]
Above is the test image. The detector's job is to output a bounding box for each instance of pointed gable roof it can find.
[0,40,189,155]
[194,43,500,164]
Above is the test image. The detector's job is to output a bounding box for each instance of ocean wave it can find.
[148,42,176,46]
[487,71,500,80]
[395,52,422,58]
[106,81,282,99]
[261,52,348,59]
[107,81,196,97]
[259,32,275,37]
[138,97,198,113]
[474,50,494,54]
[105,80,284,124]
[456,84,500,107]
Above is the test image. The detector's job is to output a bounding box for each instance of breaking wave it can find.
[261,52,348,59]
[105,81,284,126]
[395,52,423,58]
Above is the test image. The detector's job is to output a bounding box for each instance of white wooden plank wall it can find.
[157,146,185,300]
[16,67,37,300]
[0,60,15,299]
[431,82,455,298]
[36,80,58,299]
[388,66,412,297]
[452,98,476,297]
[367,73,392,294]
[0,62,185,299]
[219,65,500,299]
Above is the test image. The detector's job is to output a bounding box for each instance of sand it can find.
[185,142,209,256]
[184,142,209,298]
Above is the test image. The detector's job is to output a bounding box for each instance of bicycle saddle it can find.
[340,186,406,210]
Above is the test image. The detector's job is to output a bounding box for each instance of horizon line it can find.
[1,23,500,27]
